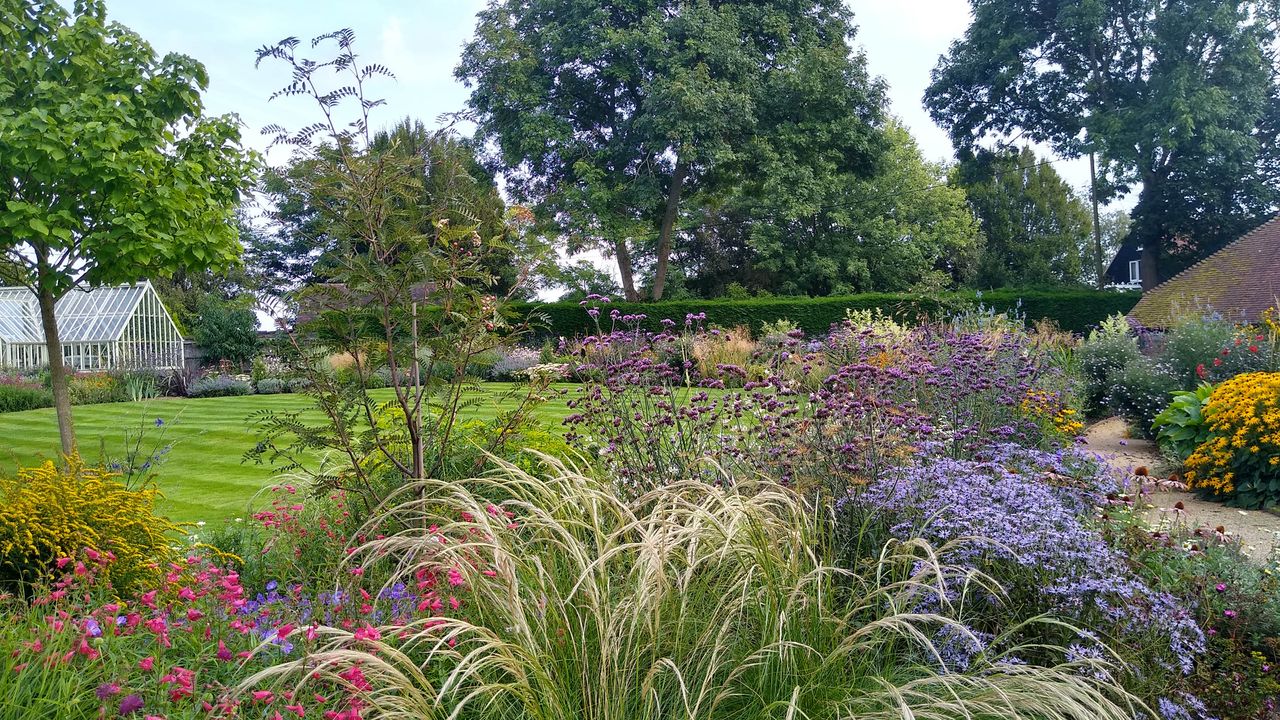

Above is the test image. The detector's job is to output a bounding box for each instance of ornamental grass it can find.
[246,457,1141,719]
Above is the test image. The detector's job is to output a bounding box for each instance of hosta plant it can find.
[1153,383,1216,464]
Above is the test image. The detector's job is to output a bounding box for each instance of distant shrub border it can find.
[514,289,1142,338]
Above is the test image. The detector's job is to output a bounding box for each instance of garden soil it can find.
[1084,416,1280,562]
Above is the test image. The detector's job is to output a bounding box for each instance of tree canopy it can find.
[250,119,544,299]
[952,147,1093,288]
[0,0,258,452]
[457,0,886,300]
[925,0,1280,285]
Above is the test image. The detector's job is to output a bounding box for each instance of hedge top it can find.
[513,289,1142,339]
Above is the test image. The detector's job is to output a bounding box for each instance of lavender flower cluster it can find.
[845,444,1205,678]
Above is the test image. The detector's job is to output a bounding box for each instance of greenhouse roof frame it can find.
[0,283,159,344]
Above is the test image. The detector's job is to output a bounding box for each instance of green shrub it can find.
[255,378,290,395]
[0,383,53,413]
[514,289,1141,339]
[1163,314,1247,386]
[1107,358,1180,438]
[187,375,251,398]
[1078,315,1142,415]
[1152,383,1215,464]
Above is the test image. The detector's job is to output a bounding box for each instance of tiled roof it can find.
[1128,215,1280,327]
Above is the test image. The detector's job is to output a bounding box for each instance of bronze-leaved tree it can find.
[0,0,258,453]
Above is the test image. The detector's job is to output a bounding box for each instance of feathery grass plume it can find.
[245,456,1141,719]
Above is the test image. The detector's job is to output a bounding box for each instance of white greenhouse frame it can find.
[0,282,184,372]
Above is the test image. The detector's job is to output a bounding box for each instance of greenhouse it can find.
[0,282,184,371]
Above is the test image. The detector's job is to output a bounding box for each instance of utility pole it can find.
[1089,149,1105,288]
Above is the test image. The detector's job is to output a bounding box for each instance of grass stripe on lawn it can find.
[0,384,573,524]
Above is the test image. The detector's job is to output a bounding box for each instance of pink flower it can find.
[285,704,306,717]
[216,640,232,662]
[353,625,381,642]
[447,568,464,587]
[1215,583,1227,592]
[177,587,196,601]
[138,656,155,671]
[186,608,204,622]
[252,690,274,703]
[84,547,100,562]
[276,623,294,639]
[55,557,71,570]
[140,591,158,609]
[337,665,371,691]
[1224,609,1238,618]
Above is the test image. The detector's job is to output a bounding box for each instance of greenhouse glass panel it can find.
[0,282,184,372]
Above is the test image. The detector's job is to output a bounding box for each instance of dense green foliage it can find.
[0,384,53,414]
[517,289,1141,338]
[952,146,1093,288]
[692,121,982,297]
[458,0,887,301]
[250,120,540,298]
[926,0,1280,286]
[1153,384,1215,463]
[191,297,259,366]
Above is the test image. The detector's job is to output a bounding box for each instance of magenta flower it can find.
[95,682,120,699]
[1215,583,1227,592]
[118,693,144,715]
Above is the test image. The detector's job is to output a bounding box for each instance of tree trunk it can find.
[652,155,688,301]
[614,238,639,301]
[1140,242,1159,291]
[1089,150,1105,288]
[36,281,76,456]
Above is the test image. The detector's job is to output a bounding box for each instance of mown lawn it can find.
[0,384,573,524]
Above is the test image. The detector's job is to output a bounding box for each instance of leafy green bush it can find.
[0,383,53,413]
[191,295,259,366]
[1107,358,1180,438]
[514,288,1141,339]
[255,378,290,395]
[1077,315,1142,415]
[187,375,251,398]
[1153,384,1215,464]
[1163,314,1248,386]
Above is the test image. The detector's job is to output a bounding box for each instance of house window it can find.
[1128,260,1141,283]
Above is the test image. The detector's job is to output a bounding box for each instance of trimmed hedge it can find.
[513,289,1141,339]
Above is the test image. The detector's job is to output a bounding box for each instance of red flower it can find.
[1214,358,1223,366]
[1196,363,1207,379]
[1250,345,1259,353]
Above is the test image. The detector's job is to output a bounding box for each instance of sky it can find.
[97,0,1109,297]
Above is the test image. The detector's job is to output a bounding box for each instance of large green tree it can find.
[953,147,1093,288]
[925,0,1280,287]
[457,0,886,300]
[685,122,982,296]
[0,0,257,453]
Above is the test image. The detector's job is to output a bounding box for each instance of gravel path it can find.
[1083,416,1280,561]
